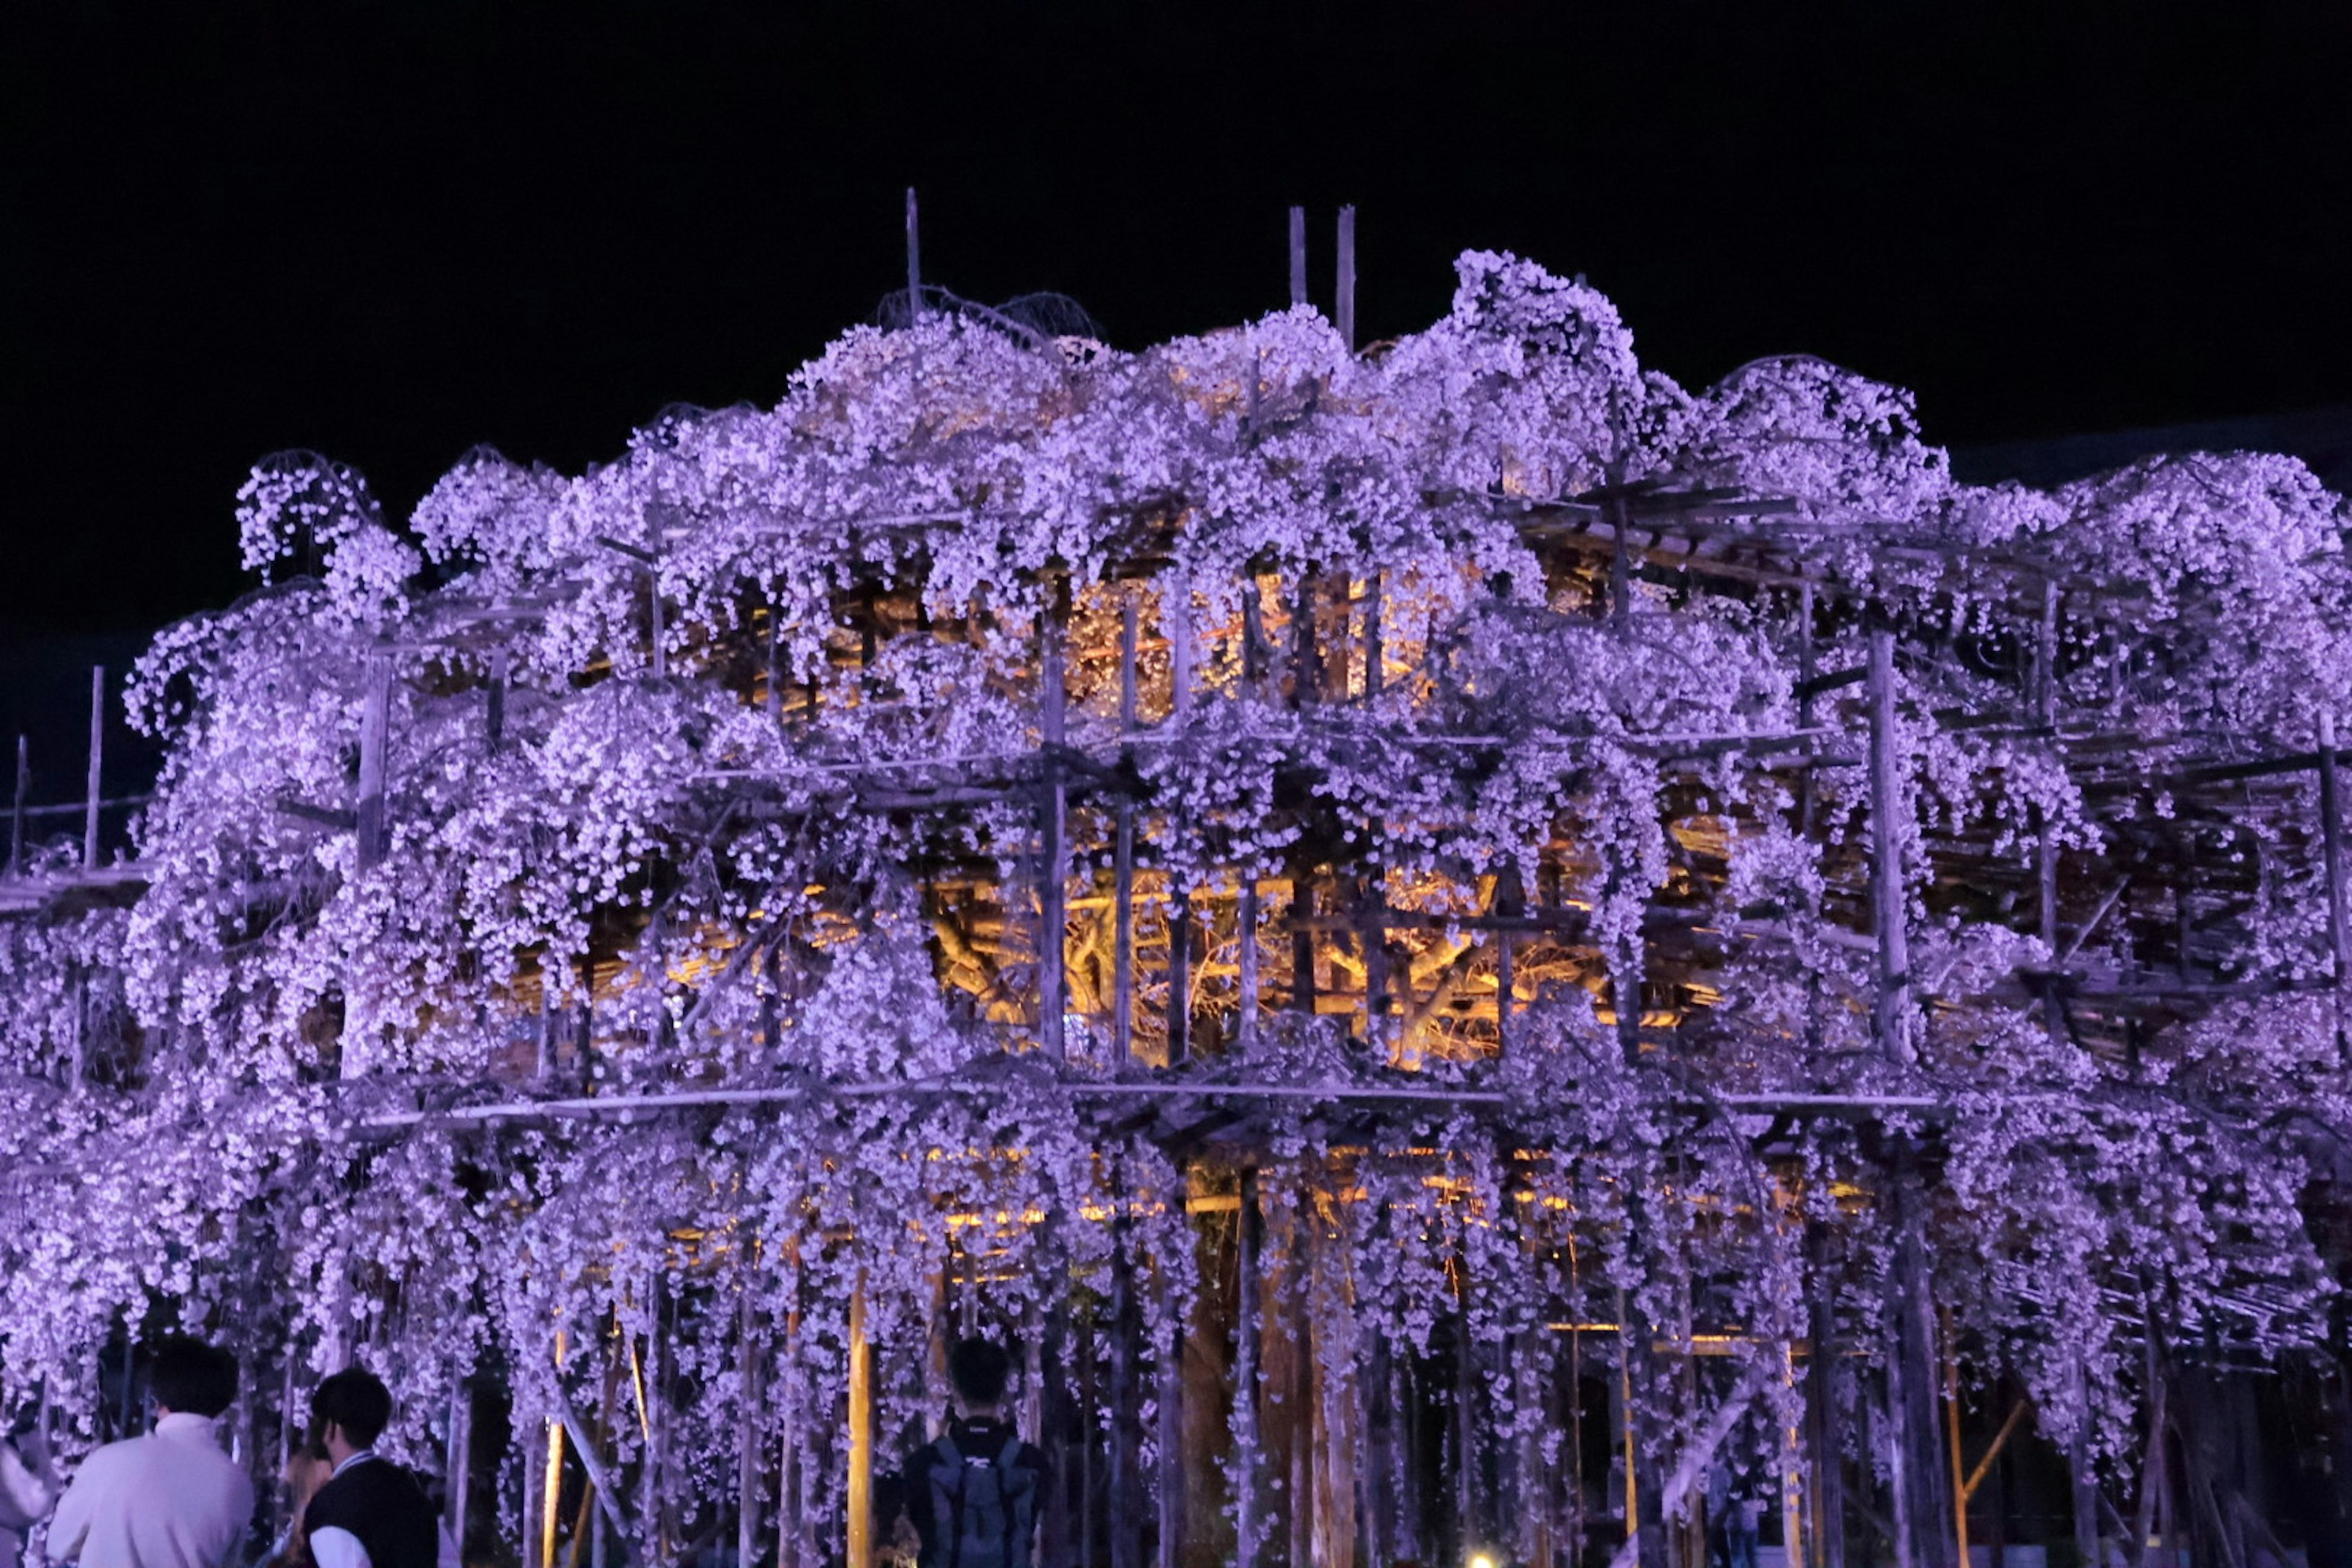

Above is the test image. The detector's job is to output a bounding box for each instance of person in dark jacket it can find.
[892,1339,1046,1568]
[301,1372,439,1568]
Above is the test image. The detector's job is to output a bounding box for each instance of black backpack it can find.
[920,1428,1038,1568]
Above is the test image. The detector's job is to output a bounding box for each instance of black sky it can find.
[6,2,2352,644]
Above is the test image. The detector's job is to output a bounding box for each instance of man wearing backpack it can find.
[894,1339,1045,1568]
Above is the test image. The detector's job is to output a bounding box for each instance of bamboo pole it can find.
[1167,880,1191,1066]
[1868,629,1914,1063]
[848,1280,875,1568]
[83,665,103,870]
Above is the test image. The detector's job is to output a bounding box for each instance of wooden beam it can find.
[1961,1400,2030,1504]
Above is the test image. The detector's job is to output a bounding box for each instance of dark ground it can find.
[5,2,2351,796]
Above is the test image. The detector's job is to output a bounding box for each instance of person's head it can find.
[947,1337,1012,1417]
[311,1368,393,1461]
[147,1336,239,1420]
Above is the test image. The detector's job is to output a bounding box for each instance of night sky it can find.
[6,2,2351,655]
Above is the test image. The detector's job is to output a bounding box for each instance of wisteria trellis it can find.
[1,251,2348,1568]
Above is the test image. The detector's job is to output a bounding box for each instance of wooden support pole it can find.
[9,734,26,879]
[1154,1251,1186,1568]
[83,665,104,870]
[540,1416,565,1568]
[445,1384,473,1555]
[848,1280,875,1568]
[1166,881,1191,1066]
[1807,1246,1846,1568]
[2318,708,2350,1055]
[739,1284,763,1568]
[1167,571,1193,718]
[1610,498,1634,627]
[1109,1181,1145,1568]
[487,649,508,753]
[1292,875,1316,1016]
[1237,875,1261,1049]
[1335,205,1357,352]
[357,652,392,873]
[1042,586,1071,1059]
[1234,1168,1266,1568]
[1868,630,1914,1063]
[905,187,923,320]
[1289,206,1308,308]
[1116,591,1139,1061]
[2037,581,2064,1037]
[1363,571,1383,702]
[1291,571,1319,706]
[1945,1311,1969,1568]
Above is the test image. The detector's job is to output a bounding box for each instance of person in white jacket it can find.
[45,1338,253,1568]
[1,1423,61,1568]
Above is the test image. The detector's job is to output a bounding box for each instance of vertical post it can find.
[2318,709,2350,1053]
[1363,571,1383,703]
[9,734,26,879]
[2037,582,2064,1038]
[1041,585,1070,1058]
[739,1283,763,1568]
[1292,876,1317,1016]
[1155,1257,1186,1568]
[83,665,104,870]
[1945,1312,1969,1568]
[445,1384,473,1554]
[767,607,785,722]
[1289,206,1308,308]
[1807,1245,1847,1568]
[487,649,509,753]
[1108,1181,1145,1568]
[1116,593,1139,1052]
[1868,629,1913,1063]
[1796,582,1819,836]
[1335,205,1357,352]
[540,1419,565,1568]
[1167,571,1193,718]
[1610,497,1634,627]
[357,652,392,872]
[847,1280,875,1568]
[1234,1169,1264,1568]
[905,187,923,321]
[1166,882,1191,1066]
[1238,874,1261,1049]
